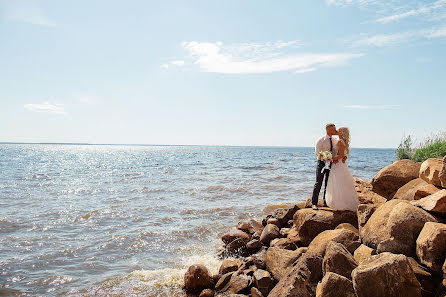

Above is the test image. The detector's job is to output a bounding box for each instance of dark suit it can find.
[311,137,333,206]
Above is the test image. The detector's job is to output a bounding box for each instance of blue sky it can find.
[0,0,445,147]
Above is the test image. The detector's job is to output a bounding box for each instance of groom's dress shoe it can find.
[312,205,318,210]
[323,201,328,207]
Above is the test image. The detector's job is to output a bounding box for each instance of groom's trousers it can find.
[311,160,330,206]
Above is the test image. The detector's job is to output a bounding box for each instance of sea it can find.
[0,144,395,296]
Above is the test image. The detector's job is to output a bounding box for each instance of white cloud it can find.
[374,0,446,24]
[24,102,66,114]
[170,60,185,66]
[344,105,399,110]
[181,41,362,74]
[1,0,56,27]
[326,0,378,6]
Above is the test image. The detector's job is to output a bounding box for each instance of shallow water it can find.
[0,144,395,296]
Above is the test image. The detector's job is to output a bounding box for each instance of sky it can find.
[0,0,445,148]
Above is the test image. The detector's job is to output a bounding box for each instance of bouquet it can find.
[317,151,333,173]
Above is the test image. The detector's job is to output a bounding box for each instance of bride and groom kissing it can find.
[311,123,359,212]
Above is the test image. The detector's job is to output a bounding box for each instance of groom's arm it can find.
[315,138,322,157]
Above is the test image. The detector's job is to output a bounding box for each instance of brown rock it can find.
[271,205,299,227]
[356,204,377,234]
[360,199,438,257]
[221,230,250,245]
[270,238,296,250]
[267,218,281,228]
[253,269,274,297]
[353,244,375,265]
[414,184,441,200]
[215,272,251,295]
[305,197,325,208]
[246,239,262,251]
[219,259,241,275]
[416,222,446,272]
[407,257,436,297]
[251,230,262,240]
[371,159,421,199]
[247,219,264,235]
[247,253,266,270]
[322,241,357,280]
[352,252,421,297]
[259,224,279,245]
[199,289,215,297]
[354,177,387,205]
[307,229,361,258]
[279,227,290,237]
[264,246,306,281]
[411,189,446,213]
[268,252,323,297]
[443,259,446,287]
[250,287,264,297]
[225,238,249,257]
[184,264,214,292]
[393,178,429,200]
[293,208,358,246]
[335,223,359,235]
[215,272,234,291]
[316,272,356,297]
[420,158,443,187]
[441,155,446,188]
[236,221,250,233]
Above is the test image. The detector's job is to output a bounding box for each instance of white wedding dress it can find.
[326,140,359,212]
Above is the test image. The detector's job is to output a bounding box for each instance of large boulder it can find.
[393,178,429,201]
[352,252,422,297]
[307,229,361,258]
[407,257,436,297]
[354,177,387,205]
[292,208,358,246]
[253,269,274,297]
[416,222,446,272]
[415,184,441,200]
[270,238,296,250]
[316,272,356,297]
[264,247,307,281]
[184,264,214,292]
[411,189,446,214]
[270,205,299,227]
[357,204,377,234]
[322,241,357,280]
[371,159,421,199]
[268,253,323,297]
[353,244,376,265]
[215,272,251,295]
[441,156,446,188]
[247,219,264,235]
[360,199,439,257]
[219,259,241,275]
[335,223,359,235]
[221,230,250,244]
[420,158,443,187]
[259,224,280,245]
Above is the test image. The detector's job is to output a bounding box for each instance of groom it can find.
[311,123,346,210]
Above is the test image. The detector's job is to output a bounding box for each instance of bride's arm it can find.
[332,141,345,163]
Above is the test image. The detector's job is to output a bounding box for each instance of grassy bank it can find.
[397,133,446,162]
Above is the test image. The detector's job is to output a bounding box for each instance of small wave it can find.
[203,185,224,191]
[239,165,265,170]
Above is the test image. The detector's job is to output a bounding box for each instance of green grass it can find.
[396,133,446,162]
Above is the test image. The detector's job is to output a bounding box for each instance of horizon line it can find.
[0,141,396,150]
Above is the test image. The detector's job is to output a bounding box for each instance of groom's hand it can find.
[342,156,347,163]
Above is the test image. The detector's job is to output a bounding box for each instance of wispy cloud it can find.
[344,104,399,110]
[1,0,56,27]
[326,0,379,7]
[374,0,446,24]
[24,102,66,114]
[180,41,362,74]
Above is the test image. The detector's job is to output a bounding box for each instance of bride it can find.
[325,127,359,212]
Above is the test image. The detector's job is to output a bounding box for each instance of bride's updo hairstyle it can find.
[338,127,350,155]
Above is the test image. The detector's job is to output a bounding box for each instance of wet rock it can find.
[416,222,446,272]
[371,159,421,199]
[247,219,264,235]
[335,223,359,235]
[266,218,281,228]
[246,253,266,270]
[251,230,262,240]
[214,272,234,291]
[293,208,358,246]
[219,259,241,275]
[271,205,299,227]
[411,189,446,214]
[353,244,376,265]
[415,184,441,200]
[226,238,249,257]
[259,224,279,245]
[393,178,429,200]
[236,221,250,233]
[270,238,296,250]
[361,199,438,257]
[357,204,377,234]
[316,272,356,297]
[264,246,307,281]
[199,288,215,297]
[221,230,250,245]
[322,241,357,280]
[184,264,214,292]
[246,239,262,251]
[253,269,274,296]
[215,273,251,295]
[268,252,323,297]
[352,252,421,297]
[250,287,264,297]
[354,177,387,205]
[307,229,361,258]
[420,158,444,187]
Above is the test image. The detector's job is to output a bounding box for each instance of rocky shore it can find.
[183,157,446,297]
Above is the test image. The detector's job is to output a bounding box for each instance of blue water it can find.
[0,144,395,296]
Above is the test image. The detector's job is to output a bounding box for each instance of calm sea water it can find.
[0,144,395,296]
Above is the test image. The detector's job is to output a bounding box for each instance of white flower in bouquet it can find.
[317,151,333,161]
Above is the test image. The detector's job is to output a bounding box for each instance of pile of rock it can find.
[184,157,446,297]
